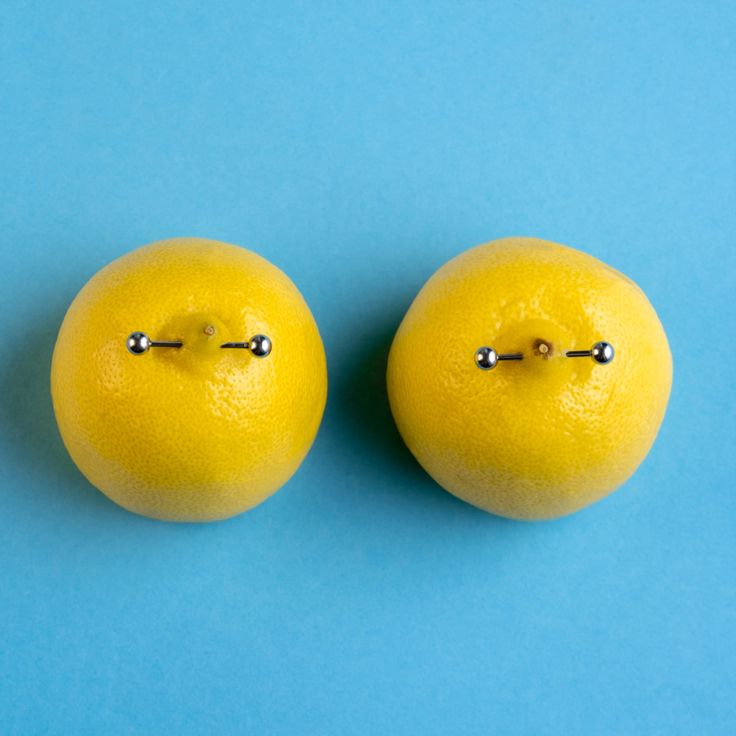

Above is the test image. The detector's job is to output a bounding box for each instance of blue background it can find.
[1,2,734,734]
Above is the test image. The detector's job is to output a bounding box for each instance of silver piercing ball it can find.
[126,332,183,354]
[220,334,273,358]
[565,341,615,364]
[475,347,524,370]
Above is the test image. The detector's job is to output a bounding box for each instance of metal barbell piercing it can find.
[220,334,273,357]
[565,341,615,364]
[127,332,272,358]
[475,347,524,371]
[126,332,183,355]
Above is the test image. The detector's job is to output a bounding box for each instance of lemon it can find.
[387,237,672,520]
[51,238,327,522]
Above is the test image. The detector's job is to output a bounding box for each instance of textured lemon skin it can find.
[51,238,327,522]
[387,237,672,520]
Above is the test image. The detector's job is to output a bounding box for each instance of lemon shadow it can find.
[0,304,115,516]
[330,308,503,521]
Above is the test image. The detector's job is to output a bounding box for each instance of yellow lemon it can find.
[387,237,672,520]
[51,238,327,522]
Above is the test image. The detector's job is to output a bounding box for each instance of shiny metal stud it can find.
[475,346,524,370]
[220,334,272,357]
[126,332,183,355]
[565,341,615,364]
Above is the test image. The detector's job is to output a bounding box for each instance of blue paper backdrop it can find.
[1,2,734,734]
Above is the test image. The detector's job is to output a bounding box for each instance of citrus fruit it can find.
[387,237,672,520]
[51,238,327,522]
